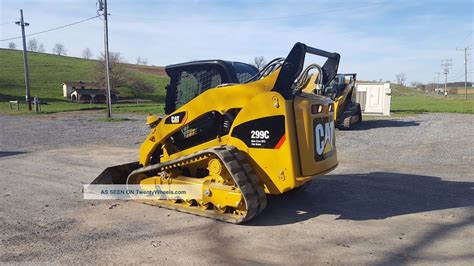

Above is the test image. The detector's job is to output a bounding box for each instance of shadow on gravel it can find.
[0,151,28,158]
[249,172,474,226]
[352,119,420,130]
[377,213,474,264]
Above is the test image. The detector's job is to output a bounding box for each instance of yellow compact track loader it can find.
[91,42,340,223]
[323,73,362,130]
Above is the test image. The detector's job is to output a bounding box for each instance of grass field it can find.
[390,84,474,114]
[1,48,472,115]
[0,48,168,114]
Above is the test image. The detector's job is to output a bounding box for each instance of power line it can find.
[455,30,473,48]
[0,15,100,42]
[448,71,465,81]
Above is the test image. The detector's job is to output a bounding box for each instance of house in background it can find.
[62,81,119,103]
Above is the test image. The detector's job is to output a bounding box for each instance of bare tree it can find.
[253,56,266,70]
[7,42,16,49]
[38,43,45,52]
[93,52,129,89]
[410,81,426,91]
[82,48,93,59]
[136,56,148,65]
[128,72,155,102]
[395,73,406,86]
[27,39,45,52]
[52,43,67,55]
[27,39,38,51]
[93,52,155,102]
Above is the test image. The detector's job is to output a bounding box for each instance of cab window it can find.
[234,63,258,83]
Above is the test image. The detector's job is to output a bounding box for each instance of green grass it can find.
[1,49,472,115]
[391,84,474,114]
[0,49,168,114]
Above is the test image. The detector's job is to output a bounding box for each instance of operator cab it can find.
[164,60,258,114]
[324,73,356,100]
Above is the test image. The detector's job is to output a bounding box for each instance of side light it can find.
[328,104,334,112]
[311,104,323,114]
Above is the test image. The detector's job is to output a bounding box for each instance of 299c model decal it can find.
[231,116,285,149]
[251,130,270,140]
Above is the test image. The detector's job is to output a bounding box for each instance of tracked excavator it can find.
[91,42,340,223]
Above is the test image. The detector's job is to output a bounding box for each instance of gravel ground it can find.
[0,112,148,152]
[0,111,473,264]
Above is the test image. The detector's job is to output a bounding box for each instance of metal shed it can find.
[355,82,391,116]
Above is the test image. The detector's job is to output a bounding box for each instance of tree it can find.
[410,81,426,90]
[127,72,155,102]
[93,52,129,90]
[82,48,93,59]
[38,43,45,52]
[395,73,406,86]
[7,42,16,49]
[27,39,45,52]
[93,52,155,103]
[136,56,148,65]
[52,43,67,55]
[253,56,266,70]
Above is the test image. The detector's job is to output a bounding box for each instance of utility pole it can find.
[15,10,32,111]
[97,0,112,118]
[435,72,441,93]
[457,46,471,100]
[441,59,452,97]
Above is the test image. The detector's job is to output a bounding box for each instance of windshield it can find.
[175,67,223,109]
[234,63,258,83]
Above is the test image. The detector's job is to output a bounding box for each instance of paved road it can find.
[1,112,473,264]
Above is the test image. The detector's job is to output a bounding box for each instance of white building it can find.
[62,81,119,103]
[62,81,97,97]
[355,82,391,116]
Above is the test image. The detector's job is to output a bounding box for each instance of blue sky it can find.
[1,0,472,83]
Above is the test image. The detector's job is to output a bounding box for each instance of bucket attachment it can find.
[91,162,140,184]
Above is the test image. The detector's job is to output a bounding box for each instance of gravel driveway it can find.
[1,111,473,264]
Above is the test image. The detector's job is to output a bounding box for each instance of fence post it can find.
[34,97,39,113]
[8,101,20,111]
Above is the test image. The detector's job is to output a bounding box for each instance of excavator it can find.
[91,42,340,223]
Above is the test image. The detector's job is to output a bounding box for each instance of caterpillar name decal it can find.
[314,117,335,161]
[164,111,187,124]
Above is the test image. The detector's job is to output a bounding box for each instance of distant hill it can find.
[389,84,425,96]
[0,48,168,103]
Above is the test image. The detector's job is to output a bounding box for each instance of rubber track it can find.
[127,146,267,224]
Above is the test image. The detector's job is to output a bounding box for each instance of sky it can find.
[1,0,473,84]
